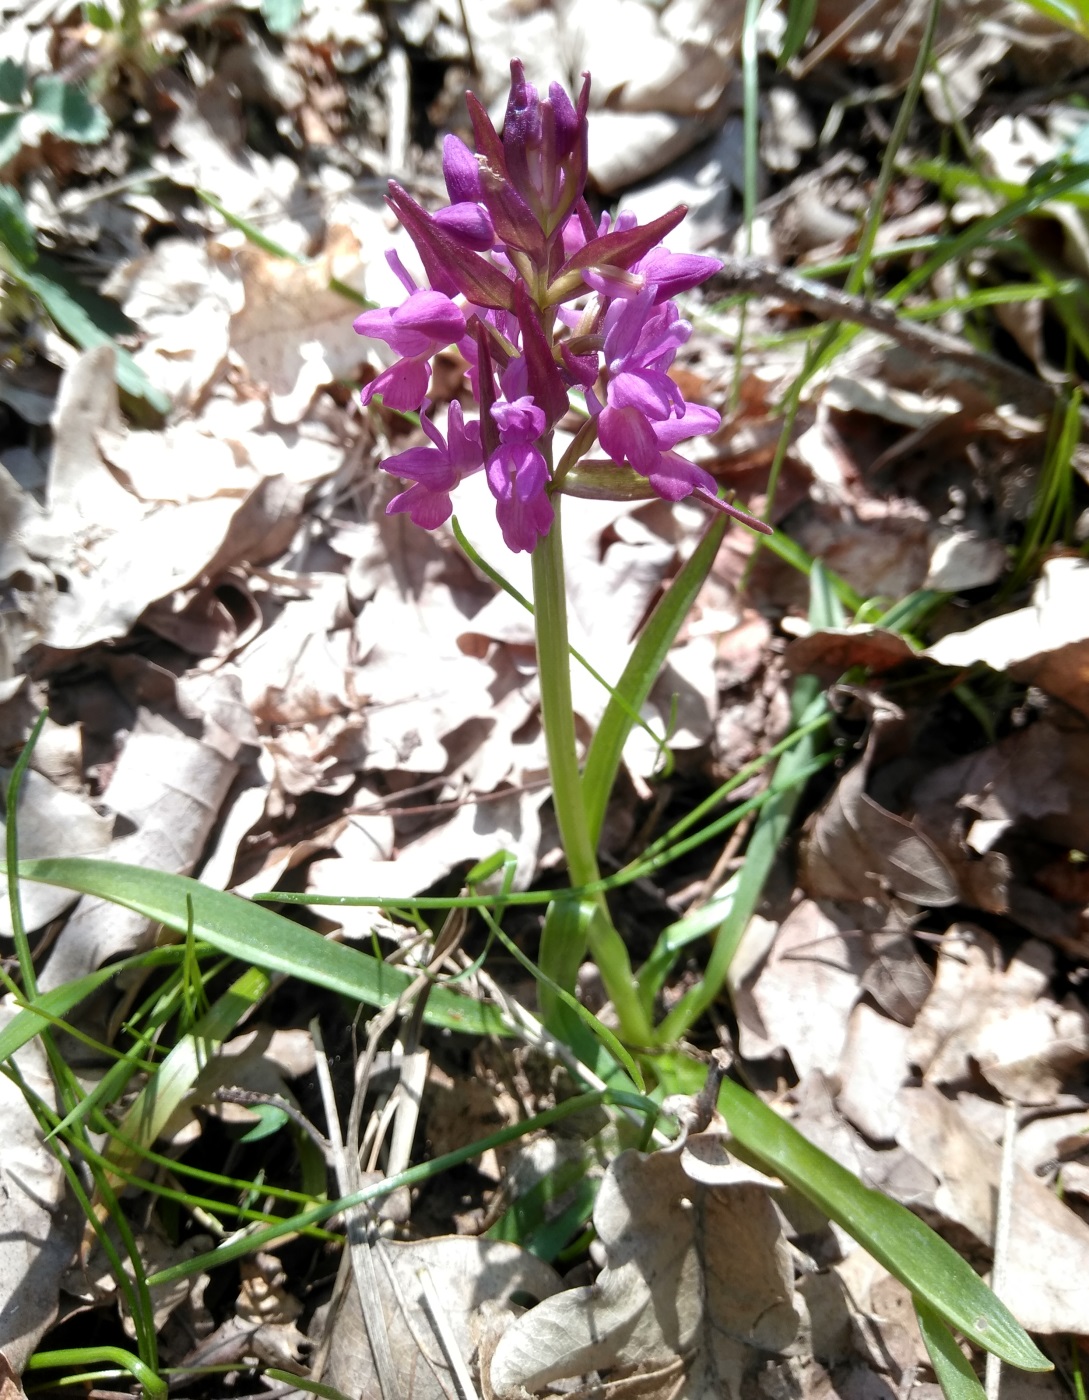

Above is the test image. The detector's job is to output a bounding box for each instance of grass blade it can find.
[713,1077,1049,1372]
[2,857,508,1036]
[916,1298,989,1400]
[582,511,728,848]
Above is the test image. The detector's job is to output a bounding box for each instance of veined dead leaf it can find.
[490,1139,798,1400]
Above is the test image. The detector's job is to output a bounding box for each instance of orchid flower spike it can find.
[353,59,770,552]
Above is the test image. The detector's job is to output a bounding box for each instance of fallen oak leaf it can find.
[490,1134,797,1400]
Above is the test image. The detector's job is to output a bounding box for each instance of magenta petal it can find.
[496,485,553,552]
[442,133,482,204]
[391,291,466,342]
[387,482,454,529]
[433,202,496,252]
[493,394,545,443]
[581,265,644,300]
[647,452,717,501]
[489,443,553,552]
[598,404,659,474]
[639,248,722,301]
[607,369,675,421]
[353,307,395,339]
[363,358,430,411]
[654,402,720,449]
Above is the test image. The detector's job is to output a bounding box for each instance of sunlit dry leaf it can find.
[0,1007,74,1373]
[230,229,370,423]
[490,1142,797,1400]
[927,557,1089,719]
[790,1071,938,1206]
[910,929,1089,1104]
[747,901,866,1079]
[836,1003,912,1144]
[896,1085,1089,1335]
[0,768,113,936]
[317,1237,562,1400]
[39,721,239,990]
[107,239,243,411]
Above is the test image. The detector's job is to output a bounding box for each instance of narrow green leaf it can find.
[654,565,835,1042]
[0,184,36,268]
[3,857,509,1036]
[83,2,115,28]
[109,967,270,1183]
[239,1103,289,1142]
[0,58,26,106]
[713,1078,1050,1372]
[0,948,184,1064]
[582,511,728,848]
[13,261,170,412]
[778,0,817,65]
[916,1298,989,1400]
[196,188,307,263]
[31,76,110,145]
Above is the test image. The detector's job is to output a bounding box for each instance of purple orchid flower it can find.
[354,255,466,411]
[485,362,553,552]
[384,400,483,528]
[432,134,496,252]
[354,60,769,551]
[591,288,691,472]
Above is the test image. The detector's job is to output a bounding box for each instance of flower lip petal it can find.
[639,248,722,301]
[607,369,679,421]
[598,403,660,474]
[653,402,720,449]
[361,358,432,411]
[647,451,718,502]
[387,481,455,529]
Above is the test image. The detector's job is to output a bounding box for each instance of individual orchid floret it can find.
[433,134,496,252]
[592,288,691,471]
[354,58,770,553]
[484,361,554,553]
[384,400,483,528]
[353,268,467,411]
[486,435,553,554]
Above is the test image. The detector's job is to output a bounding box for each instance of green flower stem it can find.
[531,495,652,1044]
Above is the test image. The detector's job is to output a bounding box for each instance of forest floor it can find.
[2,2,1089,1399]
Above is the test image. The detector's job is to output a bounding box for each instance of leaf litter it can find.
[2,0,1089,1396]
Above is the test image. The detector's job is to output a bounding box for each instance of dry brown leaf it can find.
[107,239,242,410]
[912,711,1089,858]
[909,929,1089,1104]
[0,769,113,936]
[316,1237,562,1400]
[800,715,958,907]
[790,1071,938,1207]
[784,626,918,684]
[0,1007,75,1373]
[836,1003,912,1144]
[39,718,239,990]
[0,1353,27,1400]
[927,557,1089,718]
[229,230,370,423]
[747,901,867,1079]
[895,1085,1089,1334]
[490,1140,797,1400]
